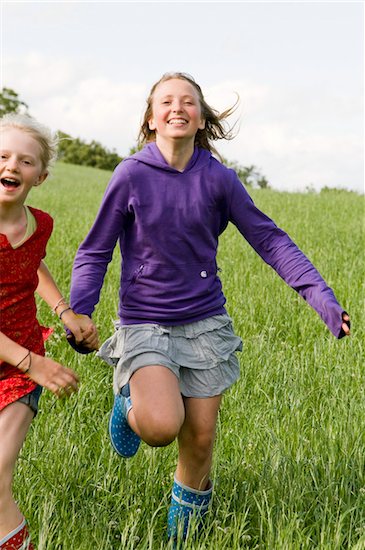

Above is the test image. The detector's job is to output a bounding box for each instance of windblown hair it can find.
[0,113,58,171]
[138,72,239,158]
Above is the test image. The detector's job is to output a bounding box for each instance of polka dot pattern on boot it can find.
[109,393,141,458]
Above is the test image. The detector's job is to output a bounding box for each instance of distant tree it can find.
[0,88,29,116]
[128,144,143,156]
[222,157,270,189]
[320,186,357,195]
[305,184,316,194]
[58,131,123,171]
[256,174,270,189]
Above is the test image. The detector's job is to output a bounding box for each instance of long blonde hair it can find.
[138,72,238,158]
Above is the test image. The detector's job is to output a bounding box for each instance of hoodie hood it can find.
[127,142,212,173]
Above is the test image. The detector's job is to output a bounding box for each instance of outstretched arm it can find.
[37,261,99,350]
[228,173,351,338]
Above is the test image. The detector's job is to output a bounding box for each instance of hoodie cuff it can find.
[66,329,94,354]
[323,302,348,339]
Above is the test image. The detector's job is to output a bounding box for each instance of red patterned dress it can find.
[0,207,53,411]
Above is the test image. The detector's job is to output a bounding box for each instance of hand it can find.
[27,353,80,398]
[61,310,100,350]
[341,312,351,336]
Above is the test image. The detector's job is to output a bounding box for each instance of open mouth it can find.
[1,178,20,189]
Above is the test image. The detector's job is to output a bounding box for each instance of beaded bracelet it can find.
[53,297,68,313]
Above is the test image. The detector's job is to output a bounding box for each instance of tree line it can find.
[0,87,269,187]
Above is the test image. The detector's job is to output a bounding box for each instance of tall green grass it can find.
[16,162,364,549]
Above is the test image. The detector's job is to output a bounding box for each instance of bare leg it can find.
[176,395,222,489]
[128,365,185,447]
[167,396,221,541]
[0,401,34,538]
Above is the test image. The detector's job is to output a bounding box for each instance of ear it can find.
[198,117,206,130]
[148,118,156,131]
[34,171,48,187]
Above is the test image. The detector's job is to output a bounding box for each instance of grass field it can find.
[17,161,364,549]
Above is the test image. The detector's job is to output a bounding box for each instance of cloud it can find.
[3,53,363,192]
[4,52,147,153]
[5,52,78,96]
[205,81,363,192]
[36,78,147,153]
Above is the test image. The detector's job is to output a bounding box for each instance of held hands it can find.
[60,310,100,351]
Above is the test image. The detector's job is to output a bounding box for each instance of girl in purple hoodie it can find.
[70,72,350,543]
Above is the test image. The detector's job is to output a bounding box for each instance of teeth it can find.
[169,119,187,125]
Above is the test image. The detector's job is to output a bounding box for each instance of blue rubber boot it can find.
[167,477,213,543]
[109,391,140,458]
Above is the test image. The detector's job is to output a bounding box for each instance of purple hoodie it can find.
[70,143,346,338]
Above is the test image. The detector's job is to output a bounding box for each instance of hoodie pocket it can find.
[121,260,220,310]
[121,263,145,301]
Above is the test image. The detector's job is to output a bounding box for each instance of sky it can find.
[1,1,364,193]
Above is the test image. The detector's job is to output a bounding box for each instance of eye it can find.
[22,159,33,165]
[162,100,171,105]
[184,101,193,105]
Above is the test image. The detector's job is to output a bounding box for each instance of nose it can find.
[6,156,19,172]
[171,99,183,112]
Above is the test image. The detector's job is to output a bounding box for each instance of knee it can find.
[184,431,215,460]
[138,413,182,447]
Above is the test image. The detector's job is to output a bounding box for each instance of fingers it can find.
[82,333,100,350]
[50,383,76,398]
[26,353,80,398]
[59,383,78,398]
[77,327,100,349]
[74,335,99,349]
[341,313,351,336]
[73,321,99,348]
[65,314,98,344]
[52,380,79,399]
[80,324,94,338]
[71,329,83,343]
[77,328,96,344]
[46,366,80,398]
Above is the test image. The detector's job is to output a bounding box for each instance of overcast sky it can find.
[1,1,364,193]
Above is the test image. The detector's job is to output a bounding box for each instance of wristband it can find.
[59,307,72,320]
[15,350,31,373]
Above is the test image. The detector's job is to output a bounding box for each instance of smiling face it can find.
[0,127,48,207]
[148,78,206,148]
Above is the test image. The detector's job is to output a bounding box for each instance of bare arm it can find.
[36,260,67,311]
[37,261,99,350]
[0,330,79,397]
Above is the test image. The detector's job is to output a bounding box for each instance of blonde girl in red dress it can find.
[0,113,99,550]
